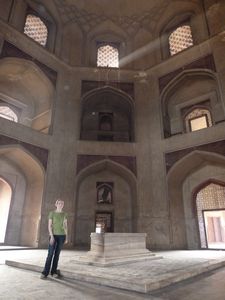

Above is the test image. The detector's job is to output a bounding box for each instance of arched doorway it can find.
[196,182,225,249]
[74,159,137,247]
[168,150,225,249]
[0,145,45,247]
[0,178,12,243]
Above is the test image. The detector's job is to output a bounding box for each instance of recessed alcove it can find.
[80,86,134,142]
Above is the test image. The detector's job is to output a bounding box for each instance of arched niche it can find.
[168,150,225,249]
[156,2,208,61]
[161,69,223,137]
[0,58,55,133]
[74,159,137,247]
[0,145,45,247]
[80,86,135,142]
[9,0,57,52]
[160,12,195,60]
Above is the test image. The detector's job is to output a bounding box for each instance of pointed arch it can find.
[76,158,137,187]
[157,1,208,60]
[81,86,135,142]
[23,1,57,51]
[0,57,55,132]
[0,143,45,175]
[0,144,45,246]
[160,69,221,136]
[193,178,225,200]
[86,20,128,67]
[74,159,137,246]
[168,150,225,249]
[194,180,225,249]
[168,150,225,185]
[161,68,217,115]
[82,85,134,108]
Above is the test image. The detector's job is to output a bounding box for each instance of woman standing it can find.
[40,199,68,279]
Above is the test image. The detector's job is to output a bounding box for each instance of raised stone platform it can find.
[5,250,225,293]
[74,233,162,266]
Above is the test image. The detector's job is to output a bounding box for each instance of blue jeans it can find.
[42,235,66,276]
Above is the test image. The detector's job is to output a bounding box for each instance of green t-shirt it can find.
[48,211,67,235]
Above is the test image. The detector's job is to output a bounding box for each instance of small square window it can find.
[185,108,212,133]
[190,115,208,131]
[97,44,119,68]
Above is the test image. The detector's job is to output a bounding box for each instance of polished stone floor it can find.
[1,249,225,299]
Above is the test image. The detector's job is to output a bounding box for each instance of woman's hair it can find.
[55,199,64,206]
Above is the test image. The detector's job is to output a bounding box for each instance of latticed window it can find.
[196,183,225,248]
[97,45,119,68]
[24,14,48,46]
[169,25,193,56]
[185,108,212,132]
[0,106,18,122]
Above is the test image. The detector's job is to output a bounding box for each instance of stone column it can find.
[135,72,170,249]
[39,70,81,247]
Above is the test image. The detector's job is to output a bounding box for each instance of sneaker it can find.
[52,270,62,279]
[40,273,47,279]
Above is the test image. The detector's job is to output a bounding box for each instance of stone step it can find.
[74,252,163,266]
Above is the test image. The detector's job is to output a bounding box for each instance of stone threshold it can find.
[5,258,225,293]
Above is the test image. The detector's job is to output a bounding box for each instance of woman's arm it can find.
[48,218,54,245]
[63,218,68,244]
